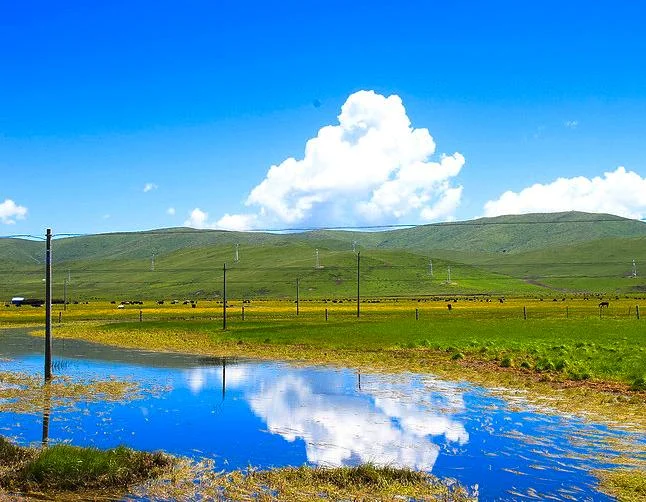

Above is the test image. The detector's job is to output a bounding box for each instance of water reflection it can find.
[1,329,642,500]
[246,372,467,471]
[41,384,51,447]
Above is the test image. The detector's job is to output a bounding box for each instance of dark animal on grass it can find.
[599,301,609,308]
[447,303,452,311]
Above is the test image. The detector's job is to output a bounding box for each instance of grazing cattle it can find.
[447,303,452,311]
[599,301,609,308]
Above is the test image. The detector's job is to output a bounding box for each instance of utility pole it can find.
[296,278,300,315]
[447,265,451,283]
[222,359,226,401]
[315,249,321,269]
[151,253,155,272]
[357,252,360,318]
[429,259,433,276]
[223,263,227,330]
[63,277,67,311]
[633,259,638,278]
[234,243,239,263]
[44,228,52,383]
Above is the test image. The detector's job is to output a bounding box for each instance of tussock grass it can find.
[0,437,172,498]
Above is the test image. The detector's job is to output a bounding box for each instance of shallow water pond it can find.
[1,329,644,500]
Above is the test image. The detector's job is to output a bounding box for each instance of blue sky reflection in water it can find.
[1,331,643,500]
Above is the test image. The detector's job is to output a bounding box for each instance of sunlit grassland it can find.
[5,298,644,384]
[4,297,644,428]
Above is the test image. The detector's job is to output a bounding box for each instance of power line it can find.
[2,215,644,240]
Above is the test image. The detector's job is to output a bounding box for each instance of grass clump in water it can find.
[0,437,172,497]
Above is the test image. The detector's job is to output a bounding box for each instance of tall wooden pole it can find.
[357,252,360,318]
[44,228,52,382]
[223,263,227,330]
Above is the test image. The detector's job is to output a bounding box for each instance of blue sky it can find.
[1,0,646,236]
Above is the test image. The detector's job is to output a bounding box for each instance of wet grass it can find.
[595,468,646,501]
[0,437,475,501]
[0,437,172,498]
[0,371,142,415]
[138,459,477,501]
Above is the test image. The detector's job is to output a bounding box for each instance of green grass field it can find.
[9,298,641,387]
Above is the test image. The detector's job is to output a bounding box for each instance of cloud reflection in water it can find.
[246,370,469,471]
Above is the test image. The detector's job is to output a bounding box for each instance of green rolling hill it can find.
[1,211,645,300]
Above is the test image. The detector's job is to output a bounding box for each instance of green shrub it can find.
[630,376,646,391]
[554,359,568,372]
[535,358,555,372]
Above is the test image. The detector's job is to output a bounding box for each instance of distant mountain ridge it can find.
[2,211,645,265]
[1,212,645,299]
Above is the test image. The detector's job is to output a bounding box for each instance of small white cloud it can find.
[565,120,579,129]
[143,183,158,193]
[208,90,464,230]
[0,199,27,224]
[103,214,111,220]
[215,213,258,231]
[184,208,211,229]
[166,207,176,216]
[483,166,646,219]
[184,208,258,231]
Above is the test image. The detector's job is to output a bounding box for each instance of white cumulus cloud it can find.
[0,199,27,224]
[143,182,158,193]
[483,166,646,219]
[184,208,210,228]
[184,90,465,231]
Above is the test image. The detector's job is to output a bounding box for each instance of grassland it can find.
[2,211,646,301]
[2,213,645,499]
[6,296,643,431]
